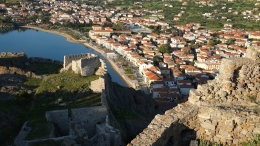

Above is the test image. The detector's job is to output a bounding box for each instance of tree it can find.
[189,61,195,66]
[112,23,122,30]
[209,39,221,46]
[226,38,235,45]
[158,44,170,53]
[153,56,163,66]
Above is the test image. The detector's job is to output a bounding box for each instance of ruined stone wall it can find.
[0,66,48,79]
[28,57,62,65]
[0,52,25,58]
[90,77,105,93]
[71,106,108,138]
[46,110,70,135]
[64,53,102,76]
[187,106,260,145]
[72,55,100,76]
[63,53,95,69]
[128,103,198,146]
[0,52,62,65]
[128,46,260,145]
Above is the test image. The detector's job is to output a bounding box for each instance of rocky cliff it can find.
[105,74,163,145]
[128,46,260,146]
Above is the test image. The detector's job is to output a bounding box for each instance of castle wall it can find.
[64,53,101,76]
[46,110,70,135]
[128,103,198,146]
[0,52,25,58]
[64,53,93,69]
[79,56,100,76]
[90,77,105,93]
[28,57,62,65]
[71,106,108,138]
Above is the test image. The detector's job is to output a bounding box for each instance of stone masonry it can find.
[128,46,260,145]
[63,53,106,76]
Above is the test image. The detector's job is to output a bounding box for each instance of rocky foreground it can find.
[129,46,260,146]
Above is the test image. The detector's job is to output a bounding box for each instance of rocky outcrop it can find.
[129,46,260,145]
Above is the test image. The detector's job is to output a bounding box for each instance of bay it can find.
[0,28,127,86]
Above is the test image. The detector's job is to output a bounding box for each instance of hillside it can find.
[105,0,260,30]
[0,55,101,145]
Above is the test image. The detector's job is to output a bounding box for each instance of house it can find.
[104,50,116,58]
[248,32,260,39]
[160,67,170,77]
[179,85,194,95]
[185,66,201,75]
[158,93,182,101]
[147,33,159,40]
[149,66,161,76]
[168,88,180,94]
[177,80,192,86]
[152,86,168,98]
[152,80,164,89]
[144,69,162,87]
[157,37,168,45]
[164,77,175,87]
[195,73,209,85]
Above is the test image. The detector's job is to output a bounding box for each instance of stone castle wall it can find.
[71,106,108,138]
[64,53,94,69]
[64,53,103,76]
[128,46,260,146]
[28,57,62,65]
[0,52,25,58]
[0,52,62,79]
[72,55,100,76]
[0,66,48,79]
[0,52,62,65]
[46,110,69,135]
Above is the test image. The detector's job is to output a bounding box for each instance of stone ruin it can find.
[45,107,122,146]
[14,106,122,146]
[63,53,106,76]
[13,53,118,146]
[0,52,25,58]
[128,46,260,146]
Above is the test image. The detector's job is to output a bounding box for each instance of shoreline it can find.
[21,25,132,88]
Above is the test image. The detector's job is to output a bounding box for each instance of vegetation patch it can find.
[36,70,99,95]
[198,139,222,146]
[0,100,27,145]
[123,66,133,74]
[27,62,62,75]
[127,74,136,80]
[24,78,42,87]
[242,135,260,146]
[114,107,139,121]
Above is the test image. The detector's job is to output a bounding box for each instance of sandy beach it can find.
[22,25,132,87]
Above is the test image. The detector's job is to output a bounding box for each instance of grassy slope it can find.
[1,70,101,144]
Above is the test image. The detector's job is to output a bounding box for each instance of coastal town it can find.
[1,0,260,110]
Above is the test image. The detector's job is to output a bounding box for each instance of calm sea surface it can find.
[0,28,127,86]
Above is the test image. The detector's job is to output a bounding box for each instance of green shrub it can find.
[14,90,32,105]
[242,135,260,146]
